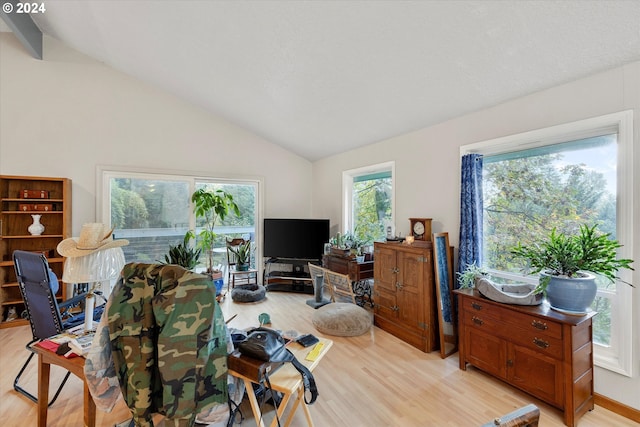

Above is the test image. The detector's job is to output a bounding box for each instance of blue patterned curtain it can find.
[457,154,483,287]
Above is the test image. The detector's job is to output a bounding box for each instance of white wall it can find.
[312,61,640,410]
[0,33,313,233]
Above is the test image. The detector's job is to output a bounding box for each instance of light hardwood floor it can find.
[0,291,636,427]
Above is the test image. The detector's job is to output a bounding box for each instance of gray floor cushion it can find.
[312,302,372,337]
[231,284,266,303]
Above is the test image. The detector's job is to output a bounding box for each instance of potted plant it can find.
[191,188,241,275]
[229,240,252,271]
[159,230,201,270]
[456,262,491,289]
[511,224,634,313]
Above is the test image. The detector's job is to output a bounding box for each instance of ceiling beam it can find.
[0,0,42,59]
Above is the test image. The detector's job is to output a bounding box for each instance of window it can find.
[461,111,634,376]
[99,168,261,274]
[342,162,394,243]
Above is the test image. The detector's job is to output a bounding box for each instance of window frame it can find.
[342,161,395,236]
[460,110,634,376]
[97,165,264,277]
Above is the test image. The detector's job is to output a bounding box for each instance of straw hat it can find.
[57,223,129,257]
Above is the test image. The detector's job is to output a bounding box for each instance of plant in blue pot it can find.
[229,240,252,271]
[511,224,634,314]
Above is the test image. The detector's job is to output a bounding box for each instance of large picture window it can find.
[461,111,634,375]
[99,168,260,275]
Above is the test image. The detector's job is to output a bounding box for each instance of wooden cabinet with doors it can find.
[455,288,595,427]
[0,175,72,328]
[373,241,437,352]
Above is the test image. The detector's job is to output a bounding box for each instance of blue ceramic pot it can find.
[542,271,597,314]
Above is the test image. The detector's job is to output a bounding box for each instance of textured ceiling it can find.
[9,1,640,160]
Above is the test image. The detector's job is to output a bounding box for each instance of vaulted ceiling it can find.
[4,1,640,161]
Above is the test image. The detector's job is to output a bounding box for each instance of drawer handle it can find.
[396,282,404,290]
[472,316,484,326]
[531,320,548,330]
[533,337,550,349]
[471,302,482,311]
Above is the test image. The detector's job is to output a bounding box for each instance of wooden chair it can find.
[226,238,258,290]
[481,404,540,427]
[323,268,357,304]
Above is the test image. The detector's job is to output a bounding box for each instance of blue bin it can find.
[214,278,224,295]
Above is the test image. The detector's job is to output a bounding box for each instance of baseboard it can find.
[594,393,640,423]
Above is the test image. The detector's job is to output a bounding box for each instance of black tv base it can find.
[264,257,320,294]
[266,282,314,294]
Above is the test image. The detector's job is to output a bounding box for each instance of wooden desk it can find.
[228,339,333,427]
[322,254,374,306]
[32,343,96,427]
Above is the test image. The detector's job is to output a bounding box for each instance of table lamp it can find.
[61,247,125,331]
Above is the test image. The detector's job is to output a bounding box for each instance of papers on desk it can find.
[38,325,95,358]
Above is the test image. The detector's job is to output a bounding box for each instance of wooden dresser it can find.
[455,288,595,427]
[373,241,437,352]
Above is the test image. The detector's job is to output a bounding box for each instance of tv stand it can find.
[264,257,320,294]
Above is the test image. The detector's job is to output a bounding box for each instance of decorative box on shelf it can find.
[18,203,54,211]
[329,247,351,257]
[20,189,49,199]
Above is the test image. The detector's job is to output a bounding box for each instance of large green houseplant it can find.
[191,188,240,274]
[159,230,201,270]
[511,224,634,313]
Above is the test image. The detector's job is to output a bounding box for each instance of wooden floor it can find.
[0,291,636,427]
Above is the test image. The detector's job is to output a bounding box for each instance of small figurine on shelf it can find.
[6,306,17,322]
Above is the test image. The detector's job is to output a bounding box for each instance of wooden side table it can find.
[32,343,96,427]
[228,338,333,427]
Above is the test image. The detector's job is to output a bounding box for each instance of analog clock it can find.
[409,218,432,241]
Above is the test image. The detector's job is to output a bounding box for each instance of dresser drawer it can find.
[464,309,563,359]
[462,298,562,339]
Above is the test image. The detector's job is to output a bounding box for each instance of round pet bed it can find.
[231,284,266,303]
[312,303,372,337]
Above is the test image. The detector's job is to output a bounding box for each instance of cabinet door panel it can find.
[374,288,398,320]
[373,246,397,292]
[465,327,507,378]
[510,344,563,407]
[397,252,425,328]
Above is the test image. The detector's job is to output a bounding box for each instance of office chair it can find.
[12,250,104,405]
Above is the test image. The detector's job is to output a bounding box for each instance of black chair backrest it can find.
[13,250,65,340]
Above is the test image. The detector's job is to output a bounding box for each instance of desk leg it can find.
[282,386,313,427]
[270,392,293,427]
[84,380,96,427]
[37,354,50,427]
[243,379,266,427]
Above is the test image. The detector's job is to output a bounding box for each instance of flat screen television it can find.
[263,218,330,260]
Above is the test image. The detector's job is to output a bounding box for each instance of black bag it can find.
[238,327,319,405]
[238,327,290,362]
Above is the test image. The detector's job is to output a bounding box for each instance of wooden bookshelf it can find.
[0,175,71,328]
